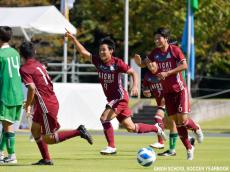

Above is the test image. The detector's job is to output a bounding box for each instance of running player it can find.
[134,27,203,160]
[141,61,195,156]
[0,26,24,164]
[19,41,93,165]
[65,30,166,155]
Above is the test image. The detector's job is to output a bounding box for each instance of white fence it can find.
[47,63,97,82]
[17,83,119,131]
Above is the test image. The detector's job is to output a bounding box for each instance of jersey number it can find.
[7,56,20,78]
[104,83,108,90]
[36,67,49,85]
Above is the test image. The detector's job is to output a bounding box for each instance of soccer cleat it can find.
[100,146,117,155]
[77,125,93,145]
[189,137,195,146]
[194,124,204,143]
[158,150,176,156]
[149,142,164,149]
[187,146,195,160]
[32,159,54,165]
[3,156,17,164]
[155,123,167,141]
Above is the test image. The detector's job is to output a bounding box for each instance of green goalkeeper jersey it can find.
[0,45,24,106]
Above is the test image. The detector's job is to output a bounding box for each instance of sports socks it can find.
[35,137,51,160]
[0,130,6,152]
[5,132,15,155]
[154,114,164,130]
[154,114,164,144]
[169,133,178,152]
[177,125,192,150]
[55,130,81,143]
[157,135,164,144]
[135,123,158,133]
[102,121,115,148]
[183,119,199,131]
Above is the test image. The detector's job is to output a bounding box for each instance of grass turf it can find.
[1,114,230,172]
[0,133,229,172]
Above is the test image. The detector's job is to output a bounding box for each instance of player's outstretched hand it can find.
[134,54,142,66]
[64,28,75,39]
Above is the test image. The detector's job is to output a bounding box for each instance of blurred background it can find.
[1,0,229,98]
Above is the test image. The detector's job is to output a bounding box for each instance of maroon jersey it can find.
[147,45,186,93]
[92,55,130,102]
[20,59,59,114]
[142,71,163,106]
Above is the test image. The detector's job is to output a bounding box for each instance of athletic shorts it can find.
[107,99,132,123]
[164,87,191,116]
[0,102,22,123]
[33,102,60,135]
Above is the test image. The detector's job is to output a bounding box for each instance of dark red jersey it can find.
[20,59,58,111]
[142,71,163,106]
[92,55,130,102]
[147,45,186,93]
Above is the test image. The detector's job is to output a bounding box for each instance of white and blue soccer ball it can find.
[137,147,156,167]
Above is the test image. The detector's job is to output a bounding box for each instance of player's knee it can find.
[31,128,40,138]
[43,134,56,144]
[125,125,135,132]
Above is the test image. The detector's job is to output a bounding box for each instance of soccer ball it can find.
[137,147,156,167]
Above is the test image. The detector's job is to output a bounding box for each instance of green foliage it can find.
[207,52,230,75]
[1,0,229,86]
[71,0,229,77]
[195,0,230,77]
[0,0,51,6]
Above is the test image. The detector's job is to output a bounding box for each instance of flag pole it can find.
[124,0,129,91]
[63,37,68,83]
[187,0,192,97]
[61,0,69,83]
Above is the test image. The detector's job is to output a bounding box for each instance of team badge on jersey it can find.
[154,52,171,62]
[147,75,160,83]
[99,64,117,72]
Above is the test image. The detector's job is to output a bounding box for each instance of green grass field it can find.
[0,135,229,172]
[0,116,230,172]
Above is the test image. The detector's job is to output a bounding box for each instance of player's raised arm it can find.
[126,68,139,97]
[133,54,146,68]
[65,29,91,61]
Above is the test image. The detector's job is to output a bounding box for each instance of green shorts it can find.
[0,102,22,124]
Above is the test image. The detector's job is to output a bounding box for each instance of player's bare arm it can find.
[157,60,187,80]
[134,54,146,68]
[127,68,139,97]
[24,83,36,116]
[65,29,91,61]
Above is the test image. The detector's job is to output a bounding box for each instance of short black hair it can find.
[99,37,115,51]
[154,27,170,39]
[0,26,12,42]
[19,41,36,58]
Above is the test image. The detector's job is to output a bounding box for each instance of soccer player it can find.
[19,41,93,165]
[65,30,166,155]
[0,26,24,164]
[141,61,195,156]
[134,27,203,160]
[141,61,166,149]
